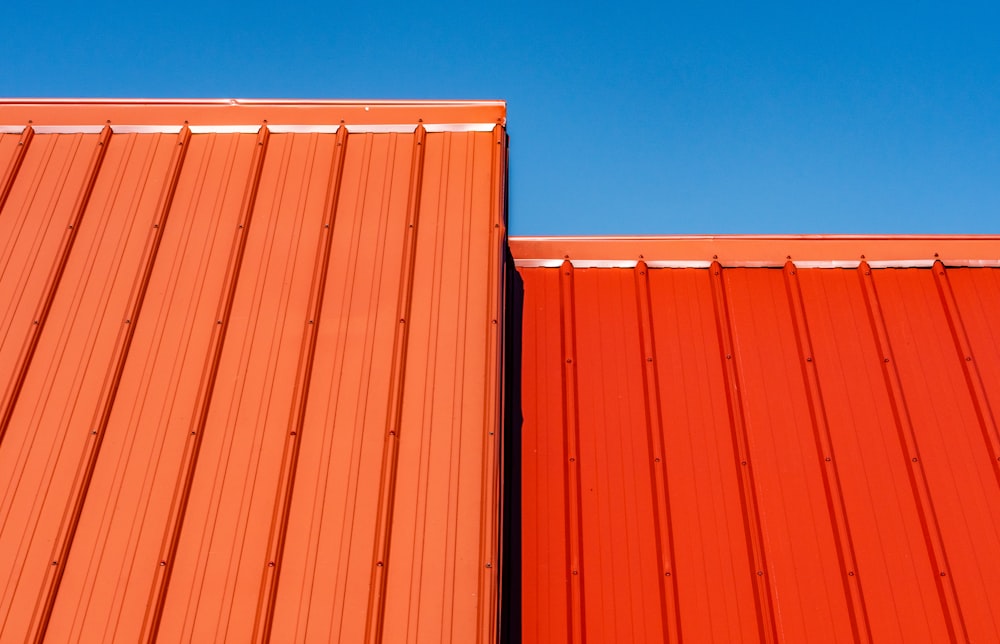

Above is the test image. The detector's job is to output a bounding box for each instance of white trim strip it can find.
[867,259,937,268]
[514,258,1000,269]
[792,260,862,269]
[32,125,107,134]
[189,125,263,134]
[267,124,341,134]
[423,123,498,133]
[645,260,714,269]
[111,125,184,134]
[2,122,498,135]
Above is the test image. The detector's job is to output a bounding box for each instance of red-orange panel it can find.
[797,268,951,641]
[723,268,854,642]
[0,134,100,413]
[268,131,414,641]
[0,132,177,639]
[383,131,500,644]
[519,267,572,644]
[946,267,1000,461]
[43,133,260,641]
[647,268,759,642]
[155,132,334,641]
[873,268,1000,641]
[571,269,666,642]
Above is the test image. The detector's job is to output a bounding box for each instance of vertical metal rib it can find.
[931,261,1000,489]
[141,124,271,642]
[363,125,426,644]
[633,262,681,641]
[782,262,871,642]
[476,124,506,643]
[708,262,778,643]
[558,260,586,644]
[253,126,349,642]
[32,127,192,642]
[856,261,967,642]
[0,125,34,215]
[0,125,111,446]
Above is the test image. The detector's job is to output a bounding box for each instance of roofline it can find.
[509,234,1000,268]
[0,98,506,129]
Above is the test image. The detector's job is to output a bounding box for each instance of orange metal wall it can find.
[0,102,506,642]
[516,258,1000,643]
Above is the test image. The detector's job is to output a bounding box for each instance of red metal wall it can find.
[517,259,1000,643]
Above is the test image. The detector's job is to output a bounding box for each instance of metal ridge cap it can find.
[509,234,1000,242]
[0,97,507,107]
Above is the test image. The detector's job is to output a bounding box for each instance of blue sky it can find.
[4,1,999,235]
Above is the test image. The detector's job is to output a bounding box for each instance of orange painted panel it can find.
[516,254,1000,643]
[0,101,506,643]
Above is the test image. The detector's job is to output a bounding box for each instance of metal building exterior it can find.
[3,99,1000,643]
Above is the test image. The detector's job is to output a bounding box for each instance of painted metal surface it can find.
[0,101,507,643]
[514,236,1000,643]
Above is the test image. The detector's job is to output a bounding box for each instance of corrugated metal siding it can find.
[516,258,1000,643]
[0,101,507,643]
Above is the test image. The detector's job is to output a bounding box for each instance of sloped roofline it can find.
[0,98,506,131]
[509,234,1000,268]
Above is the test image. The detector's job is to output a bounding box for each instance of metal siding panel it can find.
[0,100,505,644]
[518,260,1000,643]
[520,267,572,644]
[797,268,951,642]
[873,268,1000,641]
[647,267,760,642]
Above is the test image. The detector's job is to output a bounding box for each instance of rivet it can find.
[940,571,946,576]
[934,253,940,258]
[564,271,570,276]
[806,357,813,362]
[786,255,792,260]
[33,320,38,325]
[639,254,644,259]
[485,563,492,568]
[492,319,497,325]
[741,460,748,466]
[757,570,763,576]
[639,271,645,275]
[52,561,58,566]
[191,431,196,435]
[68,224,73,229]
[646,357,653,362]
[825,457,831,462]
[654,457,661,463]
[865,271,871,275]
[268,561,275,567]
[159,561,166,566]
[726,354,732,360]
[883,358,890,363]
[153,223,159,228]
[564,254,569,259]
[376,561,384,567]
[489,431,494,435]
[217,320,222,325]
[912,457,918,462]
[290,431,296,436]
[309,320,314,324]
[572,570,578,575]
[389,430,396,436]
[966,356,972,362]
[566,358,572,363]
[238,224,243,229]
[714,271,719,275]
[848,571,855,576]
[91,430,98,435]
[712,255,718,260]
[790,270,796,275]
[665,571,671,576]
[569,457,576,462]
[324,223,329,228]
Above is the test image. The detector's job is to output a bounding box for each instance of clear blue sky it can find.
[4,1,999,235]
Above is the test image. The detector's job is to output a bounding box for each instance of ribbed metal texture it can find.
[517,259,1000,643]
[0,101,507,643]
